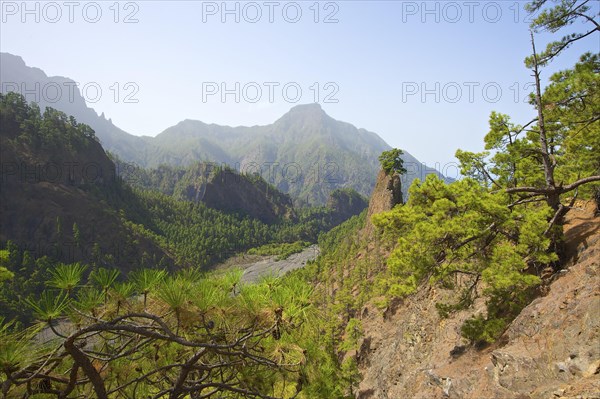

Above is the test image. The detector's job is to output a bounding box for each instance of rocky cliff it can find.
[363,170,403,237]
[199,168,295,224]
[355,201,600,399]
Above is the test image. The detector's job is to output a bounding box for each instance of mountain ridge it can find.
[1,52,451,204]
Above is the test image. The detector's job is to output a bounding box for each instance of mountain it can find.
[0,91,365,270]
[0,52,450,205]
[144,103,452,204]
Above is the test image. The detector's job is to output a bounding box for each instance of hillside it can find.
[0,53,450,205]
[356,201,600,399]
[0,92,171,272]
[295,166,599,398]
[117,161,296,224]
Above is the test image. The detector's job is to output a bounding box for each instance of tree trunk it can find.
[530,32,565,267]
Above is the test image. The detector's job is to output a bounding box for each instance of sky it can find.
[1,0,598,171]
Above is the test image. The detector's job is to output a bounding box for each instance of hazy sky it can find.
[1,1,598,168]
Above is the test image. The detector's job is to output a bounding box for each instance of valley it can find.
[0,1,599,398]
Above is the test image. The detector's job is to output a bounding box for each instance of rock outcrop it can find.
[364,170,403,236]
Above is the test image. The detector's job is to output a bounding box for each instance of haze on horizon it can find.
[1,0,598,167]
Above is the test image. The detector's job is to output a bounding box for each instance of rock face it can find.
[364,170,403,236]
[356,202,600,399]
[326,189,369,225]
[181,167,295,224]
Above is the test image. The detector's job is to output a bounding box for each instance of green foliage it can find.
[0,245,55,323]
[90,267,120,289]
[460,314,507,345]
[90,267,120,303]
[74,287,103,316]
[328,188,367,207]
[340,356,361,396]
[0,250,13,283]
[72,222,81,246]
[544,53,600,190]
[372,175,548,342]
[0,250,9,268]
[456,28,599,275]
[129,268,166,309]
[114,183,347,269]
[0,92,97,150]
[339,318,362,352]
[289,209,374,389]
[25,291,70,323]
[2,266,344,398]
[525,0,598,67]
[458,53,600,196]
[378,148,407,175]
[248,241,311,260]
[371,30,598,344]
[0,267,12,283]
[0,318,41,376]
[48,263,87,295]
[110,281,135,315]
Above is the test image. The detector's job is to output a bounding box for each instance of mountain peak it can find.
[286,103,325,117]
[290,103,322,111]
[276,103,329,127]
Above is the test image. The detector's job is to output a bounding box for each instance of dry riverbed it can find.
[213,244,320,283]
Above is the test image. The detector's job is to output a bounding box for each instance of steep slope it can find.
[191,167,295,224]
[355,201,600,399]
[0,94,171,271]
[117,160,296,224]
[303,166,599,398]
[1,53,449,205]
